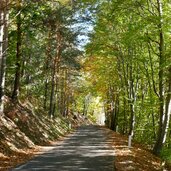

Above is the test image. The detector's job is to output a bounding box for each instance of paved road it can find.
[12,125,115,171]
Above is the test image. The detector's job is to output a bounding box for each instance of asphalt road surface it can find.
[12,125,115,171]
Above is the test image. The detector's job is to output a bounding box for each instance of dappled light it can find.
[111,132,162,171]
[12,126,115,171]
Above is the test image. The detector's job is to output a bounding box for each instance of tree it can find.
[153,0,171,155]
[4,0,81,119]
[11,0,22,101]
[83,0,171,155]
[0,0,9,112]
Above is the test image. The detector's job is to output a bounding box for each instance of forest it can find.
[0,0,171,167]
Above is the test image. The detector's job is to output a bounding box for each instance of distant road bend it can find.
[12,125,115,171]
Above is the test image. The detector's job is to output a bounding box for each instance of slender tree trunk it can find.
[12,0,22,101]
[44,80,48,110]
[128,54,135,137]
[105,89,111,127]
[49,61,56,117]
[110,100,115,131]
[62,68,69,116]
[0,8,5,111]
[66,94,69,116]
[0,0,8,112]
[49,27,61,117]
[110,94,119,131]
[123,96,127,134]
[65,69,70,116]
[144,55,157,139]
[153,0,166,155]
[44,30,51,110]
[162,67,171,145]
[60,70,65,116]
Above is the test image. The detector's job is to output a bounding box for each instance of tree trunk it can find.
[44,80,48,110]
[123,96,128,134]
[49,60,56,117]
[0,0,8,112]
[65,69,70,116]
[128,54,135,137]
[110,100,115,131]
[44,30,51,110]
[146,42,157,139]
[60,71,65,116]
[62,68,68,117]
[110,95,119,131]
[12,0,22,101]
[153,0,166,155]
[49,26,62,117]
[162,67,171,145]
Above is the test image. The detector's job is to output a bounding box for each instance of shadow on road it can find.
[12,125,115,171]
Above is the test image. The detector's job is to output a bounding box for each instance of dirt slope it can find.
[0,99,91,170]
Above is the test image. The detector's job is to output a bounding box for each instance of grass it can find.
[161,147,171,163]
